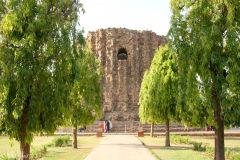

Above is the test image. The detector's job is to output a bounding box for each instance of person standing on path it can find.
[106,120,110,133]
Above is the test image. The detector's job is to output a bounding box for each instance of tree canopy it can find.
[169,0,240,127]
[68,45,102,127]
[169,0,240,159]
[139,45,178,146]
[139,45,178,124]
[0,0,84,159]
[67,45,102,148]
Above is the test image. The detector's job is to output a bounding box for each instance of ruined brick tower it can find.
[87,28,166,124]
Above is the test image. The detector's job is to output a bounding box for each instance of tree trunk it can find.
[213,97,225,160]
[72,125,78,148]
[165,118,170,147]
[211,67,225,160]
[20,140,30,160]
[212,89,225,160]
[19,96,31,160]
[150,123,154,137]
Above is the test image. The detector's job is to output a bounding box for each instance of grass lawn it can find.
[189,136,240,148]
[0,136,55,157]
[0,135,101,160]
[44,136,101,160]
[139,136,211,160]
[139,136,240,160]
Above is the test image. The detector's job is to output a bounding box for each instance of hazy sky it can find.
[80,0,171,36]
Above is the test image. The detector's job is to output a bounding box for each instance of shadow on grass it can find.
[43,146,94,159]
[145,145,192,150]
[145,145,196,160]
[151,151,163,160]
[78,146,95,149]
[51,146,94,150]
[227,147,240,152]
[224,137,240,140]
[42,150,64,159]
[190,136,240,140]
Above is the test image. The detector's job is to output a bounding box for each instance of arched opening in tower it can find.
[117,48,128,60]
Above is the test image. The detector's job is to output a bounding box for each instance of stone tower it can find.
[87,28,166,122]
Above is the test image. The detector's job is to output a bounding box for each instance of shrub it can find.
[171,135,189,144]
[191,142,206,152]
[51,136,71,147]
[30,146,47,160]
[205,146,214,157]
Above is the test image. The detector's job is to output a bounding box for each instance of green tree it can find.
[69,45,102,148]
[169,1,240,159]
[139,70,156,137]
[0,0,84,159]
[139,45,178,147]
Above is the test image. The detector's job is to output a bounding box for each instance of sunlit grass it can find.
[0,136,55,156]
[139,136,240,160]
[44,136,101,160]
[0,136,101,160]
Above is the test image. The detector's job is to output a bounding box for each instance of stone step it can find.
[56,121,203,133]
[86,121,203,133]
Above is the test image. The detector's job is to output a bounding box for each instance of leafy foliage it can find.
[169,0,240,127]
[0,0,84,143]
[30,145,47,160]
[169,1,240,159]
[68,44,102,127]
[191,142,207,152]
[139,45,178,124]
[51,136,71,147]
[171,135,189,144]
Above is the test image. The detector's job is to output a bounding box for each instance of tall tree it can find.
[69,45,102,149]
[0,0,84,159]
[139,45,178,147]
[169,1,240,159]
[139,70,157,137]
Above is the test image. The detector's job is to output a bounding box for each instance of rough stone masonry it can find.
[87,28,166,122]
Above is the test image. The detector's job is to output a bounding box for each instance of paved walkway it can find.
[84,135,156,160]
